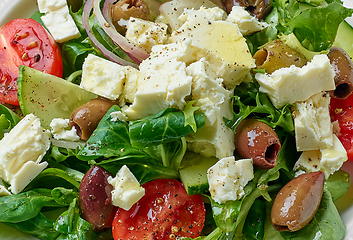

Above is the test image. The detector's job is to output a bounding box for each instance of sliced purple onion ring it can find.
[94,0,150,64]
[82,0,139,68]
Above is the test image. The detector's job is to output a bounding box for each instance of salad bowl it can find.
[0,0,352,239]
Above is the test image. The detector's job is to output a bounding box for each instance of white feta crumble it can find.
[294,134,348,179]
[0,114,51,194]
[126,17,168,52]
[207,157,254,204]
[226,6,268,35]
[108,165,145,211]
[110,111,128,122]
[38,0,81,42]
[255,54,335,108]
[50,118,80,141]
[294,92,333,151]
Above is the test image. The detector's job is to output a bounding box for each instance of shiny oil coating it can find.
[271,171,325,232]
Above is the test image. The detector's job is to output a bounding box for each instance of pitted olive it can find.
[223,0,272,20]
[69,98,115,141]
[271,171,325,232]
[234,119,281,169]
[328,46,353,99]
[253,40,308,74]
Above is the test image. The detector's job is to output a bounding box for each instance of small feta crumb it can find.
[110,111,128,122]
[207,157,254,204]
[50,118,80,142]
[108,165,145,210]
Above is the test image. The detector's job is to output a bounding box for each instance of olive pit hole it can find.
[265,143,281,164]
[334,83,351,99]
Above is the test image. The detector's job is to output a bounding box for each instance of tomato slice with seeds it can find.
[330,94,353,161]
[0,18,63,105]
[112,179,205,240]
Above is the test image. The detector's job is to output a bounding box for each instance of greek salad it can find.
[0,0,353,239]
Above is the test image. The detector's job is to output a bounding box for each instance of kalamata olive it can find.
[253,40,308,74]
[235,119,281,169]
[223,0,272,20]
[110,0,150,33]
[79,165,117,231]
[271,171,325,232]
[327,46,353,99]
[69,98,115,141]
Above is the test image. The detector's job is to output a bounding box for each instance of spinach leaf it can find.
[54,198,98,240]
[98,156,180,184]
[52,187,78,206]
[24,168,81,191]
[324,170,350,202]
[242,199,266,240]
[280,189,346,240]
[0,104,21,139]
[183,100,200,132]
[4,213,60,240]
[78,105,147,160]
[129,108,205,148]
[0,189,61,223]
[61,41,97,72]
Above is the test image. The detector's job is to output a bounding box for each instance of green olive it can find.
[110,0,150,34]
[271,171,324,232]
[253,40,308,74]
[69,98,116,141]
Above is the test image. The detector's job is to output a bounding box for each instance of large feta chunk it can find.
[125,17,168,52]
[185,58,235,159]
[108,165,145,211]
[0,114,51,194]
[255,54,335,108]
[293,134,348,179]
[207,157,254,204]
[50,118,80,141]
[170,7,255,89]
[39,0,81,42]
[124,40,193,120]
[294,92,333,151]
[226,6,268,35]
[80,54,140,101]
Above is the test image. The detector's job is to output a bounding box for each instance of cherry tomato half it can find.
[330,94,353,161]
[112,179,206,240]
[0,18,63,105]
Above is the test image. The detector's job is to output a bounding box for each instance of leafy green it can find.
[183,100,200,132]
[324,170,350,201]
[224,80,294,136]
[0,104,21,139]
[0,189,61,223]
[4,213,60,240]
[52,187,78,206]
[129,108,205,148]
[242,199,266,240]
[280,189,346,240]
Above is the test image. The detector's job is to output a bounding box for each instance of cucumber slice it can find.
[179,151,218,195]
[17,65,97,129]
[334,20,353,58]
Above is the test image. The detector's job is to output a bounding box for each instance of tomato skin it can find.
[330,94,353,161]
[0,18,63,105]
[112,179,206,240]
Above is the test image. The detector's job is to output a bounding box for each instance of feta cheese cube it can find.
[39,0,81,43]
[255,54,335,108]
[207,157,254,204]
[126,17,168,52]
[294,92,333,151]
[294,134,348,179]
[108,165,145,211]
[50,118,80,141]
[0,114,51,194]
[226,6,268,35]
[170,7,255,89]
[80,54,140,101]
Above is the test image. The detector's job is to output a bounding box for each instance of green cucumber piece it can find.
[179,151,218,195]
[17,65,97,129]
[334,20,353,58]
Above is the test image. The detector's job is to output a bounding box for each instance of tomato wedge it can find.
[0,18,63,105]
[112,179,206,240]
[330,94,353,161]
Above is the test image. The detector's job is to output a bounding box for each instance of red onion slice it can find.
[82,0,138,68]
[94,0,150,64]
